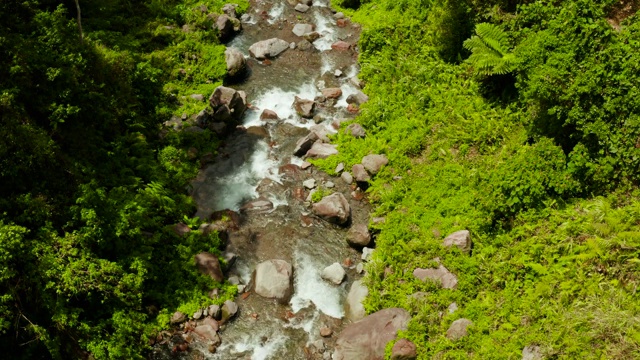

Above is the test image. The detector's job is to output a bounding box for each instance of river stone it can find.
[341,171,353,184]
[193,308,204,320]
[260,109,279,121]
[362,154,389,175]
[306,142,338,159]
[293,96,315,118]
[322,87,343,99]
[309,125,331,143]
[220,300,238,323]
[225,47,246,77]
[194,325,218,342]
[312,193,350,224]
[321,262,346,285]
[293,132,319,157]
[335,163,345,173]
[320,327,333,337]
[362,247,374,261]
[295,3,310,12]
[391,339,417,360]
[346,123,366,138]
[334,308,411,360]
[303,178,316,189]
[209,86,247,124]
[347,224,371,247]
[216,14,238,42]
[347,90,370,105]
[208,305,221,320]
[352,164,370,182]
[446,318,473,340]
[249,38,290,59]
[194,252,224,282]
[293,23,314,37]
[345,280,368,321]
[331,41,351,50]
[443,230,471,253]
[413,262,458,289]
[522,345,543,360]
[254,259,294,303]
[170,311,186,324]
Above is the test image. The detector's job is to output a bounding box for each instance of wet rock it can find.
[347,224,371,247]
[347,123,366,138]
[442,230,471,254]
[245,126,270,139]
[303,31,321,42]
[193,308,204,320]
[209,86,247,125]
[171,311,186,324]
[446,318,473,340]
[293,23,314,37]
[208,305,221,320]
[240,13,251,22]
[293,96,315,118]
[194,252,224,282]
[312,193,351,224]
[295,3,310,12]
[225,47,246,77]
[331,41,351,50]
[347,90,369,105]
[293,132,319,157]
[249,38,290,59]
[413,261,458,289]
[341,171,353,184]
[220,300,238,323]
[522,345,543,360]
[352,164,371,182]
[297,39,313,51]
[350,76,364,89]
[260,109,279,121]
[334,308,411,360]
[303,178,316,189]
[345,280,368,321]
[221,3,238,18]
[322,87,343,99]
[254,259,294,303]
[321,262,346,285]
[306,142,338,159]
[335,163,345,173]
[391,339,417,360]
[362,247,374,261]
[362,154,389,175]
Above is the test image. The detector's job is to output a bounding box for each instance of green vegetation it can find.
[319,0,640,358]
[0,0,245,358]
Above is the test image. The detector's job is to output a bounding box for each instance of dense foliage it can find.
[0,0,246,358]
[319,0,640,358]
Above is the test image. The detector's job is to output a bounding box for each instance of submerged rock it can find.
[254,259,294,303]
[334,308,411,360]
[312,193,350,225]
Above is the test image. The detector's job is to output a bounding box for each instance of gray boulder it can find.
[293,23,314,37]
[321,262,346,285]
[216,14,240,42]
[225,47,246,77]
[220,300,238,323]
[443,230,471,254]
[345,280,368,321]
[362,154,389,175]
[352,164,371,182]
[249,38,290,59]
[312,193,350,224]
[221,3,238,18]
[347,224,371,247]
[446,318,473,340]
[254,259,293,303]
[334,308,411,360]
[209,86,247,124]
[341,171,353,184]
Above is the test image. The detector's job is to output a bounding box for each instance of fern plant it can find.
[463,23,516,76]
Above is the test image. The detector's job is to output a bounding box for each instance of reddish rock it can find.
[260,109,279,121]
[347,224,371,247]
[332,41,351,51]
[322,87,343,99]
[347,103,360,113]
[312,193,351,225]
[337,19,348,28]
[391,339,417,360]
[194,252,224,282]
[320,327,333,337]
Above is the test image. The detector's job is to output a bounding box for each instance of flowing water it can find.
[152,1,368,359]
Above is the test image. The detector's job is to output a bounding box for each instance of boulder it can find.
[293,96,315,118]
[346,123,366,138]
[216,14,238,42]
[208,304,221,320]
[522,345,543,360]
[331,41,351,50]
[352,164,370,182]
[346,91,369,105]
[170,311,186,324]
[347,224,371,247]
[321,262,346,285]
[322,87,343,99]
[225,47,246,77]
[194,252,224,282]
[362,154,389,175]
[220,300,238,323]
[209,86,247,124]
[334,308,411,360]
[306,142,338,159]
[293,132,319,157]
[442,230,471,253]
[334,12,345,19]
[260,109,279,121]
[295,3,310,12]
[194,325,219,342]
[254,259,294,303]
[413,262,458,289]
[446,318,473,340]
[312,193,350,224]
[249,38,290,59]
[309,124,331,142]
[341,171,353,184]
[391,339,417,360]
[345,280,368,321]
[293,23,314,37]
[221,3,238,18]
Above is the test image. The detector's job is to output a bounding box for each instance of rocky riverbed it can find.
[149,1,411,359]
